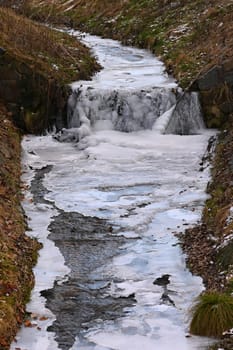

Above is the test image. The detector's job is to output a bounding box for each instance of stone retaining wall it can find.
[0,50,69,133]
[192,60,233,128]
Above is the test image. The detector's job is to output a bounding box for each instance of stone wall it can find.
[192,60,233,128]
[0,50,69,134]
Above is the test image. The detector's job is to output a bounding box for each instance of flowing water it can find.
[11,32,215,350]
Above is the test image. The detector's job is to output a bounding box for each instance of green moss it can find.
[204,185,225,224]
[217,241,233,270]
[225,278,233,295]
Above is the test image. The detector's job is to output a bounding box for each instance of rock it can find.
[153,274,171,286]
[197,66,223,91]
[219,102,233,114]
[0,53,69,133]
[0,47,6,56]
[224,70,233,85]
[223,59,233,73]
[161,292,175,306]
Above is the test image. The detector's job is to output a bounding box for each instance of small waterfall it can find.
[164,91,205,134]
[67,86,179,132]
[153,91,205,134]
[56,86,205,142]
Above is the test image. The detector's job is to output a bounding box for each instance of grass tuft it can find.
[190,292,233,337]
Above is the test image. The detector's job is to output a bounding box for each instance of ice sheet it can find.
[71,31,177,90]
[13,126,214,349]
[11,137,70,350]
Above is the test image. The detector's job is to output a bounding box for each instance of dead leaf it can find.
[24,320,32,327]
[39,316,48,321]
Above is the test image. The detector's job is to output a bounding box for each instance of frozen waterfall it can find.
[57,86,205,143]
[63,87,204,139]
[56,31,204,142]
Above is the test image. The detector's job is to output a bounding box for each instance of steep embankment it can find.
[0,103,40,348]
[20,3,232,89]
[0,6,99,349]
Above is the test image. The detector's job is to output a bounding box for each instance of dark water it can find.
[31,166,136,350]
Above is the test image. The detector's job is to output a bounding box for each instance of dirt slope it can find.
[0,102,41,348]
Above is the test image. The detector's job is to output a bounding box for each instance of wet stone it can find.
[30,166,136,350]
[41,211,136,350]
[30,165,53,204]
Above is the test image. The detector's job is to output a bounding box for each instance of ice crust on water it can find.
[71,31,177,91]
[14,129,214,350]
[11,137,71,350]
[12,32,215,350]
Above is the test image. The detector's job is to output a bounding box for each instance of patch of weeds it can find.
[204,185,225,224]
[217,241,233,271]
[0,6,99,84]
[190,292,233,337]
[225,278,233,295]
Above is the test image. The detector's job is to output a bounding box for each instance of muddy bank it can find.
[181,118,233,293]
[0,6,100,134]
[0,11,100,345]
[0,103,40,349]
[180,119,233,348]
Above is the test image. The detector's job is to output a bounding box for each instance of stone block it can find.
[0,79,20,102]
[223,70,233,85]
[219,102,233,114]
[197,66,223,91]
[223,59,233,72]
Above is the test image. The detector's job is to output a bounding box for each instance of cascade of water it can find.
[68,86,178,130]
[57,86,204,142]
[164,91,205,134]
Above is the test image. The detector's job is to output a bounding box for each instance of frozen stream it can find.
[11,33,215,350]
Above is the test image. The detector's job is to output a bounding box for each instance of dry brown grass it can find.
[0,6,99,83]
[18,0,233,86]
[0,102,41,349]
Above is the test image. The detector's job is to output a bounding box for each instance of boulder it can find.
[193,61,233,128]
[0,53,69,133]
[197,66,223,91]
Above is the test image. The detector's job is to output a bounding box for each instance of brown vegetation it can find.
[17,0,233,87]
[0,102,41,349]
[0,6,99,84]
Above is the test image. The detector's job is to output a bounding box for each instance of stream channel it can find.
[11,32,215,350]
